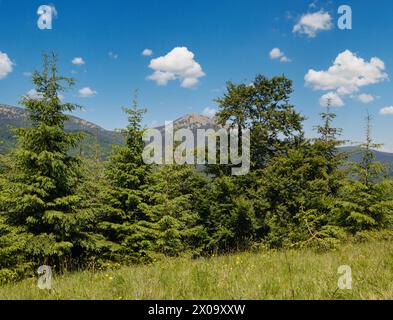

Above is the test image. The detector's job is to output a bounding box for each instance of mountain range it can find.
[0,104,124,158]
[1,104,392,173]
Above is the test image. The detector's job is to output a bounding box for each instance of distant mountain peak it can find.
[174,113,217,127]
[0,104,103,131]
[154,113,220,132]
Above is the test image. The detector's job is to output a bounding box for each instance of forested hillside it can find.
[2,104,393,170]
[0,104,124,158]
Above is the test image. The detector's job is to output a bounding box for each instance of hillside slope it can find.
[0,104,124,158]
[1,104,393,170]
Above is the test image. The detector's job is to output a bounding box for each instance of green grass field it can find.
[1,240,393,300]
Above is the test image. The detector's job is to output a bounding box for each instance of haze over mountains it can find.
[0,104,124,158]
[1,104,393,171]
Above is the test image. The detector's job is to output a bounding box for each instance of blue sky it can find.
[0,0,393,151]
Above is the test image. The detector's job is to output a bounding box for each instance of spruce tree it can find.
[334,112,393,233]
[142,164,209,257]
[0,53,93,278]
[94,91,152,263]
[203,175,259,252]
[258,101,347,248]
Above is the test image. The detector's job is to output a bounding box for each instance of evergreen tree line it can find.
[1,55,392,283]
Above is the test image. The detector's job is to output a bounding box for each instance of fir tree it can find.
[0,53,94,278]
[203,175,259,252]
[94,91,152,263]
[142,164,209,257]
[258,101,347,248]
[334,112,393,233]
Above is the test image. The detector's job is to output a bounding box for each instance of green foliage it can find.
[1,62,392,285]
[334,113,393,233]
[256,102,348,248]
[92,91,152,263]
[215,75,304,171]
[0,54,95,281]
[202,175,260,252]
[142,164,209,257]
[2,239,393,300]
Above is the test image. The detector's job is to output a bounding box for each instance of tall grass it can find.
[1,240,393,300]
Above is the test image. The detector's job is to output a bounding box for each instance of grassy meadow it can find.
[1,240,393,300]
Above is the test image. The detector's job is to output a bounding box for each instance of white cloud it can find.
[280,56,291,63]
[380,106,393,115]
[269,48,291,63]
[293,11,333,38]
[142,49,153,56]
[148,70,176,86]
[0,51,14,79]
[26,89,43,100]
[23,71,32,77]
[270,48,283,59]
[202,107,217,118]
[147,47,205,88]
[108,51,118,60]
[305,50,388,97]
[26,89,64,101]
[319,92,344,107]
[78,87,97,98]
[72,57,85,65]
[356,93,375,104]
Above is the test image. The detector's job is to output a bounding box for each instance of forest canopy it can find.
[0,54,392,284]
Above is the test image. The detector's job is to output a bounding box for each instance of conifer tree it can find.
[94,91,152,263]
[142,164,209,257]
[334,112,393,233]
[202,175,259,251]
[258,101,347,248]
[0,53,93,277]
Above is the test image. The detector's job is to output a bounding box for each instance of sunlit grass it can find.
[1,240,393,300]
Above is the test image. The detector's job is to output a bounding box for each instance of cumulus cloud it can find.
[380,106,393,115]
[356,93,375,104]
[305,50,388,99]
[26,89,64,101]
[142,49,153,56]
[279,56,291,63]
[72,57,85,65]
[269,48,291,63]
[147,47,205,88]
[78,87,97,98]
[319,92,344,107]
[202,107,217,118]
[0,51,14,79]
[293,11,333,38]
[26,89,44,100]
